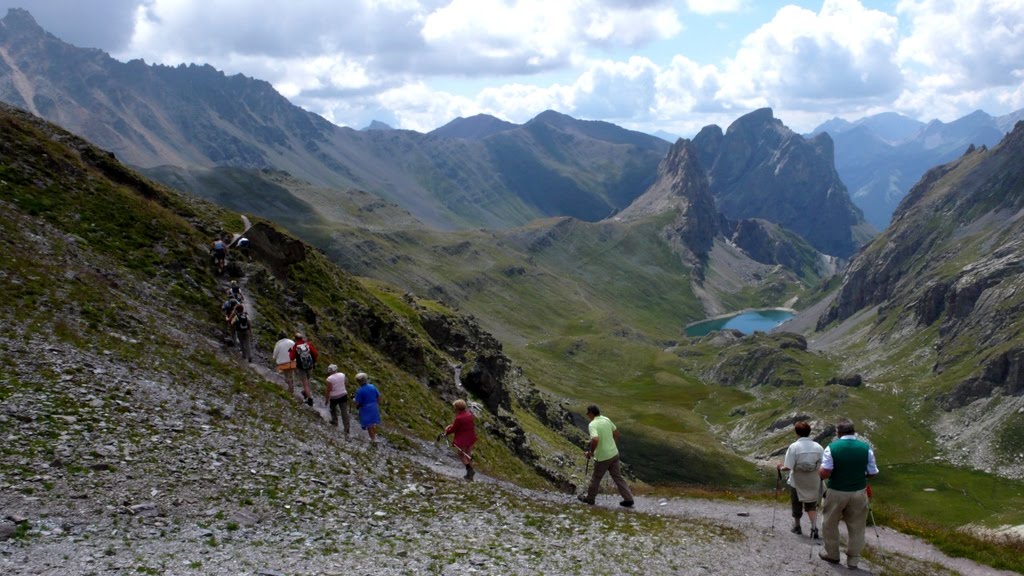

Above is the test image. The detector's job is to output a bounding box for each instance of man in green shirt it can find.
[818,417,879,570]
[578,405,634,507]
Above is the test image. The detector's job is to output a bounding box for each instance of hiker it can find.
[444,399,477,480]
[290,332,318,406]
[818,417,879,570]
[777,420,824,538]
[221,296,239,323]
[578,405,634,507]
[228,280,244,302]
[229,304,252,362]
[211,237,227,274]
[353,372,381,443]
[236,236,251,261]
[272,331,296,395]
[324,364,350,435]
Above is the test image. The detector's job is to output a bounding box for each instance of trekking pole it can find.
[770,467,782,533]
[867,484,884,562]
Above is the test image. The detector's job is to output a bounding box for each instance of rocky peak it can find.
[1,8,42,34]
[617,139,718,258]
[691,107,869,258]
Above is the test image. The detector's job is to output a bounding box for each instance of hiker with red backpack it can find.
[290,332,318,406]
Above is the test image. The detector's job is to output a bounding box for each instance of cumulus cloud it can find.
[686,0,747,15]
[569,57,659,120]
[892,0,1024,118]
[718,0,903,109]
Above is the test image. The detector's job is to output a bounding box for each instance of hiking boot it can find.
[818,551,840,564]
[577,495,595,505]
[466,467,475,481]
[790,524,803,535]
[810,527,819,540]
[619,500,634,508]
[305,396,313,407]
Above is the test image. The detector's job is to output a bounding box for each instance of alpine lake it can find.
[684,308,795,337]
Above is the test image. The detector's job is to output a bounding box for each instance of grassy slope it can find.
[0,106,572,491]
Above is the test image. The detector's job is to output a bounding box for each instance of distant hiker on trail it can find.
[578,405,633,507]
[777,420,824,539]
[228,280,244,302]
[221,296,239,323]
[236,236,251,261]
[353,372,381,444]
[324,364,350,436]
[444,399,477,481]
[290,332,318,406]
[272,331,296,396]
[229,304,252,362]
[818,417,879,570]
[211,237,227,274]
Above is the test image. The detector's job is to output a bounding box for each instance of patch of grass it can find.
[875,504,1024,574]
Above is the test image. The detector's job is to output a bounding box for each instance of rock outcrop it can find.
[692,108,872,258]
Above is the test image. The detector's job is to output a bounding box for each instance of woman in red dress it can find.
[444,399,477,481]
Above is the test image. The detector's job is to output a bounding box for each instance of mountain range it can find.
[811,108,1024,229]
[0,7,867,262]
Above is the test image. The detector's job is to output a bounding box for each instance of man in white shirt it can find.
[272,331,295,395]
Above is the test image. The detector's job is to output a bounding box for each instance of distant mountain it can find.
[813,123,1024,474]
[691,108,872,258]
[651,130,681,143]
[362,120,394,131]
[812,109,1021,229]
[812,112,924,144]
[428,114,517,140]
[0,8,668,231]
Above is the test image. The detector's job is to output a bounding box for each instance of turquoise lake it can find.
[685,309,795,337]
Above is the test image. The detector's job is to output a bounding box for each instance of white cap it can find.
[327,364,338,374]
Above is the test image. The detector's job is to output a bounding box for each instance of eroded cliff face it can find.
[692,108,870,258]
[820,123,1024,410]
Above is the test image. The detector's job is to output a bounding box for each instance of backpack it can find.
[235,312,250,331]
[295,343,315,371]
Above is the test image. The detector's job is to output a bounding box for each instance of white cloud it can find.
[569,57,659,120]
[718,0,903,109]
[686,0,747,15]
[892,0,1024,119]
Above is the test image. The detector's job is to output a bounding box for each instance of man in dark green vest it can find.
[818,417,879,569]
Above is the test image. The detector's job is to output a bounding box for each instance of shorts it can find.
[276,361,297,372]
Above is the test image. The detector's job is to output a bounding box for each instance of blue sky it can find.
[3,1,1021,136]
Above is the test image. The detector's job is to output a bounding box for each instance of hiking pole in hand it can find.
[867,484,884,562]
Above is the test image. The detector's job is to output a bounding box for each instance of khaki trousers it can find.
[586,455,633,502]
[821,488,869,566]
